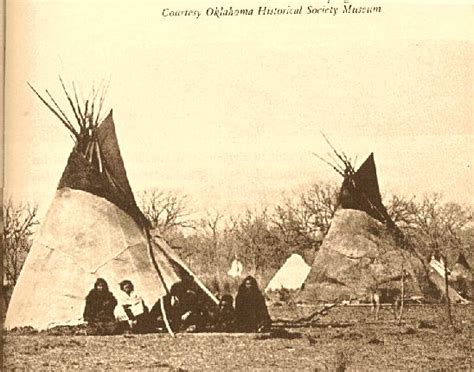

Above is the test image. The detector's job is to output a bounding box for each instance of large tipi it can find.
[5,83,217,331]
[301,153,430,302]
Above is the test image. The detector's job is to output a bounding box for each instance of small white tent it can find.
[227,258,244,278]
[265,254,311,292]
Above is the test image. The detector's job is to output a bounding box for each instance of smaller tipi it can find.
[450,253,473,300]
[227,255,244,278]
[265,254,311,292]
[451,253,472,282]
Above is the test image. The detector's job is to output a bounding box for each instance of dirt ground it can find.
[3,304,473,371]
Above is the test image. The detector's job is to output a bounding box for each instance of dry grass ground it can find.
[3,304,473,371]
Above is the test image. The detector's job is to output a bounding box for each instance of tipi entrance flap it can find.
[151,234,219,304]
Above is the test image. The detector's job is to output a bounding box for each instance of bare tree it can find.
[386,194,426,324]
[202,211,223,250]
[386,194,419,230]
[301,182,338,234]
[232,209,282,274]
[194,211,224,272]
[139,189,195,234]
[272,182,337,252]
[3,199,39,290]
[388,193,472,326]
[395,237,410,325]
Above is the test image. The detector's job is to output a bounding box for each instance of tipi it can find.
[451,253,472,282]
[265,254,311,292]
[5,82,217,331]
[227,255,244,278]
[450,253,473,300]
[301,153,429,302]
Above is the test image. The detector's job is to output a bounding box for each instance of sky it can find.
[4,0,473,220]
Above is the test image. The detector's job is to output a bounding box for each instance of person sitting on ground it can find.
[151,282,214,333]
[234,276,272,332]
[179,289,212,333]
[83,278,117,335]
[150,282,187,333]
[114,279,150,333]
[213,294,235,332]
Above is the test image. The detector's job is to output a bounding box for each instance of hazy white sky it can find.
[5,0,473,219]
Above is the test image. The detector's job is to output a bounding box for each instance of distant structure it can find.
[227,255,244,278]
[265,254,311,292]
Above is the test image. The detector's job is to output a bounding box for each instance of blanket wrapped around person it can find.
[212,294,235,332]
[150,281,214,333]
[234,276,271,332]
[114,280,151,333]
[83,278,117,335]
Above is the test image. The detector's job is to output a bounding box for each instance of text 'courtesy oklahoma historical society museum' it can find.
[161,3,383,19]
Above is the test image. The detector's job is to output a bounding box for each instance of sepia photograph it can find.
[2,0,473,370]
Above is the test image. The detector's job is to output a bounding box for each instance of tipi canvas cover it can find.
[428,255,471,303]
[301,154,429,302]
[5,107,216,330]
[266,254,311,292]
[451,253,472,283]
[227,257,244,278]
[450,253,473,300]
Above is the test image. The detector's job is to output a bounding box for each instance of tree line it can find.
[3,182,473,298]
[137,185,473,287]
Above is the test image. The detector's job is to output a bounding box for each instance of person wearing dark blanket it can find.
[83,278,117,335]
[213,294,235,332]
[234,276,271,332]
[151,282,211,333]
[150,282,186,332]
[179,289,211,332]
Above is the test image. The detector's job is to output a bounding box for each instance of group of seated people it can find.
[83,275,271,335]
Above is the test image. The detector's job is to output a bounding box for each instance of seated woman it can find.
[114,279,150,334]
[150,282,186,332]
[83,278,117,335]
[179,289,212,332]
[213,294,235,332]
[151,282,212,333]
[234,276,272,332]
